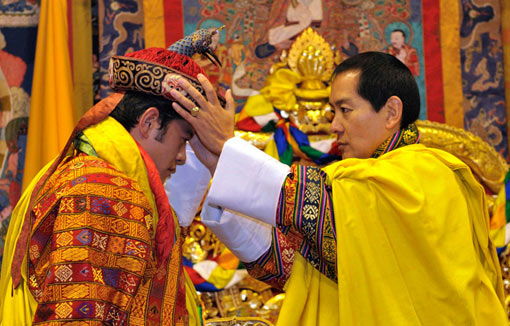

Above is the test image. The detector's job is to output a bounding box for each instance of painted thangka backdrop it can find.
[460,0,507,159]
[183,0,509,158]
[186,0,427,110]
[0,1,37,265]
[95,0,509,159]
[97,0,145,99]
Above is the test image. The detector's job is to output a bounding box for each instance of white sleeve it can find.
[203,137,290,227]
[165,144,211,227]
[201,204,272,262]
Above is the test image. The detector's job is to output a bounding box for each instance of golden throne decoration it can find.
[254,27,337,135]
[183,219,283,325]
[416,120,507,195]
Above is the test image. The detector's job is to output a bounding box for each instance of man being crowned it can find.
[0,28,231,326]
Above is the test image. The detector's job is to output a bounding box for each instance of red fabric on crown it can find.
[125,47,207,79]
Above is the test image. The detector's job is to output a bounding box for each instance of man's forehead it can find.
[330,70,360,103]
[182,120,194,138]
[170,119,194,138]
[391,30,405,37]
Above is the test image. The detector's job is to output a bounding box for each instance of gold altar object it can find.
[183,215,283,324]
[257,27,336,134]
[415,120,507,195]
[498,245,510,320]
[205,316,274,326]
[183,220,225,263]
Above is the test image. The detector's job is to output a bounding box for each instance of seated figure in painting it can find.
[385,29,420,76]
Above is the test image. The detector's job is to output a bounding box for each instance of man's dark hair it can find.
[332,51,420,128]
[391,29,406,39]
[110,91,183,141]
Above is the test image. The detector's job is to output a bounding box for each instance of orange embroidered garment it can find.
[28,154,186,325]
[0,95,196,325]
[26,116,190,325]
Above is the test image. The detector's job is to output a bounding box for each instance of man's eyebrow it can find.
[329,98,350,107]
[185,128,194,140]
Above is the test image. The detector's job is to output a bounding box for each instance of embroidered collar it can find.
[371,123,420,158]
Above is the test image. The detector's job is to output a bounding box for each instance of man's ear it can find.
[384,96,403,130]
[138,107,160,138]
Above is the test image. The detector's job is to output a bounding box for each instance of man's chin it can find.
[340,150,352,159]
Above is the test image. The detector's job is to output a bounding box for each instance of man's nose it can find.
[176,146,187,165]
[330,116,344,134]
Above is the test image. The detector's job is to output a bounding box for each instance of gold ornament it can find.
[416,120,507,194]
[191,106,201,117]
[256,28,335,134]
[287,28,334,84]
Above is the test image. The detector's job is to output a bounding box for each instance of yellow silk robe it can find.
[278,144,507,325]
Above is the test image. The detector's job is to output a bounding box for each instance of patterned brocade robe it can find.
[29,155,187,325]
[0,116,196,326]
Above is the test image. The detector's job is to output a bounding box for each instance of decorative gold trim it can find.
[234,131,273,150]
[498,245,510,318]
[205,316,274,326]
[416,120,508,193]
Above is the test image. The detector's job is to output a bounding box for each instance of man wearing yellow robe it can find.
[169,51,508,325]
[0,44,234,325]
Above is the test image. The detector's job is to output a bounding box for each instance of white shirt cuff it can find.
[201,203,272,262]
[205,137,290,227]
[165,144,211,227]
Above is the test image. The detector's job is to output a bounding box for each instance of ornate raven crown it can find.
[109,27,226,107]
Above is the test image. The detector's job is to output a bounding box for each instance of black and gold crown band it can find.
[108,56,226,107]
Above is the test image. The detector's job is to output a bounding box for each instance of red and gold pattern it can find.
[245,228,302,290]
[109,53,226,108]
[27,154,187,325]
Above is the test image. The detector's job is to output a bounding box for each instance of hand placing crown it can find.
[108,28,227,110]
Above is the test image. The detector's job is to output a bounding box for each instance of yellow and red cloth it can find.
[0,112,201,325]
[237,93,340,166]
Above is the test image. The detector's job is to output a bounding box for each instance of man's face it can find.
[390,31,405,49]
[329,71,390,159]
[143,119,193,182]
